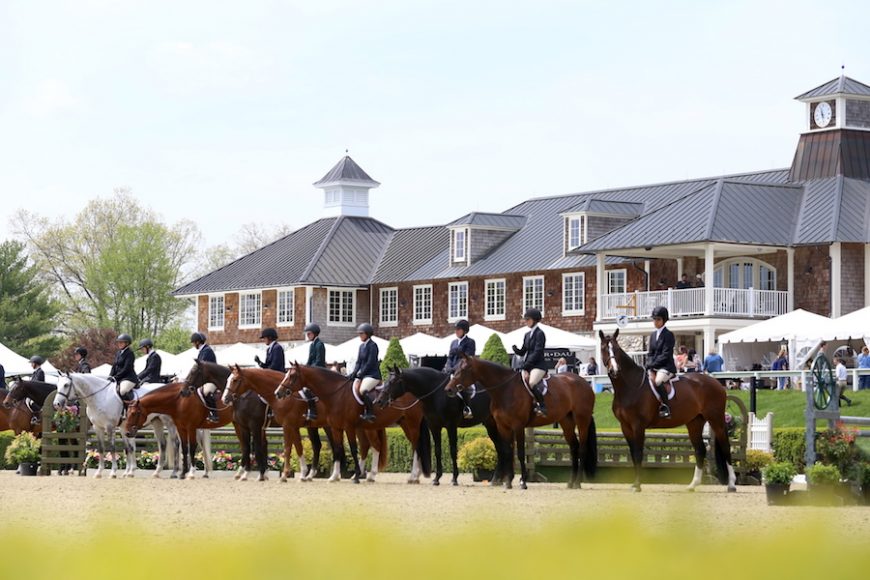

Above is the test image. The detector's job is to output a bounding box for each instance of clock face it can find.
[814,101,832,128]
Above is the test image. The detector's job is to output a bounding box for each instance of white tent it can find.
[134,349,178,374]
[502,323,597,352]
[0,341,58,382]
[284,341,340,366]
[92,363,112,377]
[215,342,262,366]
[331,336,390,368]
[830,306,870,343]
[440,324,507,356]
[400,332,448,357]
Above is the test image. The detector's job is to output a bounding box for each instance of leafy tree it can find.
[53,328,119,370]
[380,337,409,378]
[155,325,194,355]
[192,222,292,279]
[480,333,510,367]
[0,240,62,357]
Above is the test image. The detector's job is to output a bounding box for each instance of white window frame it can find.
[207,294,225,331]
[484,278,506,322]
[452,228,467,262]
[447,281,468,322]
[567,215,586,250]
[522,275,544,314]
[238,291,262,329]
[607,269,627,294]
[276,288,295,327]
[379,287,398,327]
[713,258,777,290]
[562,272,586,316]
[413,284,433,325]
[328,288,356,326]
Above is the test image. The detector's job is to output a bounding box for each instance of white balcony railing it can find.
[601,287,789,320]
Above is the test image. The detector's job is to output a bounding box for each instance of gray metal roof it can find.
[564,198,644,216]
[304,217,395,285]
[313,155,380,187]
[447,212,527,229]
[371,227,449,284]
[794,176,870,244]
[795,76,870,100]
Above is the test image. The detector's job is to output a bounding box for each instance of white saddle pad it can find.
[352,383,384,406]
[649,379,676,402]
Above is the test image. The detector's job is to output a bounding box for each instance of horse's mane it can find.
[402,366,443,379]
[195,360,231,376]
[299,364,347,380]
[469,356,513,375]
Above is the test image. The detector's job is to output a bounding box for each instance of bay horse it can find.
[275,363,432,484]
[2,381,49,436]
[445,354,597,490]
[599,329,736,492]
[123,382,233,479]
[373,366,506,486]
[224,365,382,482]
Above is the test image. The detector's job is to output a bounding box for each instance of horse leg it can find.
[94,429,106,479]
[560,416,581,489]
[483,421,504,485]
[280,426,294,483]
[197,429,212,478]
[327,429,344,482]
[255,422,268,482]
[686,416,706,491]
[108,426,119,479]
[305,427,321,481]
[152,421,165,479]
[447,423,460,486]
[708,414,737,492]
[165,420,180,479]
[431,424,443,486]
[516,428,529,490]
[348,435,362,484]
[236,425,250,481]
[365,430,379,483]
[122,433,136,478]
[500,426,515,489]
[186,431,199,480]
[630,431,646,492]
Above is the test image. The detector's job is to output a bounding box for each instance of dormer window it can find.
[568,216,586,250]
[453,229,467,262]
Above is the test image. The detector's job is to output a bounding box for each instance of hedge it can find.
[771,428,808,473]
[382,426,489,473]
[0,431,16,470]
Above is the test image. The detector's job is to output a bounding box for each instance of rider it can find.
[137,338,162,384]
[351,323,381,423]
[644,306,677,418]
[73,347,92,373]
[301,322,326,421]
[29,356,47,382]
[444,319,476,419]
[191,332,220,422]
[255,328,285,372]
[512,308,548,416]
[111,334,139,402]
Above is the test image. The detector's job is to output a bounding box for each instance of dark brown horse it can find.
[225,365,380,482]
[445,354,597,490]
[599,329,736,492]
[276,363,431,484]
[0,386,40,435]
[3,380,55,436]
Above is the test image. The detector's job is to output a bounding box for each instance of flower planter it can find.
[472,468,494,483]
[18,462,39,476]
[807,484,844,506]
[764,483,790,505]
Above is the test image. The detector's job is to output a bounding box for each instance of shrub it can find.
[457,437,497,471]
[288,438,335,473]
[806,463,841,486]
[744,449,774,474]
[0,432,17,469]
[816,425,863,475]
[480,334,510,366]
[380,337,409,379]
[5,432,41,464]
[772,428,807,472]
[762,461,796,485]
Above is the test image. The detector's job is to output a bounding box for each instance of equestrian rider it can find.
[191,332,220,422]
[512,308,547,416]
[111,334,139,402]
[351,323,381,423]
[444,319,476,419]
[137,339,162,384]
[301,323,326,421]
[255,328,285,372]
[645,306,677,418]
[73,347,91,373]
[29,356,47,382]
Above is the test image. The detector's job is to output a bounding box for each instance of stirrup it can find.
[304,410,318,421]
[207,413,220,424]
[463,406,473,419]
[534,404,546,417]
[658,404,671,418]
[360,413,375,423]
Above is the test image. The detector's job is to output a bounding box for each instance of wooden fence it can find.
[39,391,90,476]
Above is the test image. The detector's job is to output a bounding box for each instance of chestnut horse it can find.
[445,354,597,490]
[276,363,431,484]
[1,383,44,435]
[225,365,383,481]
[599,329,736,492]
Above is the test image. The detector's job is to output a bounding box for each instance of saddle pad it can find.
[352,383,384,406]
[25,398,39,413]
[649,379,676,402]
[540,378,548,396]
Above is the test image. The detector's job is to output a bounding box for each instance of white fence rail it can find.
[602,287,789,320]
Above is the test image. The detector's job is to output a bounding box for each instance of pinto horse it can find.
[276,363,431,484]
[599,329,736,492]
[373,366,506,486]
[445,354,597,490]
[2,381,51,436]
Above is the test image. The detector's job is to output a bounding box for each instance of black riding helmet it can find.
[357,323,374,337]
[29,355,45,365]
[190,332,206,344]
[74,347,88,358]
[304,323,321,336]
[116,333,133,344]
[138,338,154,349]
[651,306,669,322]
[259,327,278,341]
[523,308,542,323]
[455,319,470,333]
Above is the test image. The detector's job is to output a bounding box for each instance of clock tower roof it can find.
[795,75,870,101]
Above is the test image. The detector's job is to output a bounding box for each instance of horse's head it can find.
[598,329,623,375]
[444,353,475,398]
[123,400,147,438]
[374,366,405,409]
[54,375,75,410]
[275,363,303,399]
[223,364,249,404]
[184,360,203,388]
[2,380,22,408]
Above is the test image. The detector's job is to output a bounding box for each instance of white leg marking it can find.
[328,460,341,482]
[367,450,379,482]
[687,466,703,491]
[727,463,737,492]
[299,456,309,481]
[408,452,421,484]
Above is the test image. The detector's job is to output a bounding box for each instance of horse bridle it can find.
[379,373,448,409]
[57,375,115,406]
[277,368,351,401]
[450,363,518,395]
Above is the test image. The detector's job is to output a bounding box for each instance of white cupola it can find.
[313,155,380,217]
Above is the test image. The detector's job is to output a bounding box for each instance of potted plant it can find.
[762,461,795,505]
[743,449,774,484]
[5,432,42,476]
[806,463,843,505]
[457,437,497,482]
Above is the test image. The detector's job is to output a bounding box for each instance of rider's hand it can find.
[254,355,262,365]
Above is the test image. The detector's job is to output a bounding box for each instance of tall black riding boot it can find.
[654,384,671,418]
[531,385,547,417]
[204,392,220,423]
[359,392,376,423]
[302,387,318,421]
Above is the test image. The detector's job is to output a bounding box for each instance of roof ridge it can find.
[299,216,345,283]
[368,229,398,284]
[829,174,845,241]
[704,179,726,240]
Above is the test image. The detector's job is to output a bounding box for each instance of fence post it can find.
[667,288,673,314]
[749,375,757,414]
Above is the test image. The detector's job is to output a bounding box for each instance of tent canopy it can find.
[440,324,507,356]
[134,349,178,374]
[718,309,835,344]
[829,306,870,341]
[400,332,447,357]
[331,336,390,366]
[502,323,596,351]
[284,341,340,367]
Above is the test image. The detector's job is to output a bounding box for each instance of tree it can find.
[155,325,194,355]
[53,328,118,371]
[13,188,200,338]
[192,222,292,279]
[0,240,62,357]
[380,337,410,378]
[480,333,510,367]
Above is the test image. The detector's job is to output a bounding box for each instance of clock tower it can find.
[789,74,870,181]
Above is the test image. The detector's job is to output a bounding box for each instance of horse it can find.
[373,366,507,486]
[2,381,50,436]
[598,329,736,492]
[53,374,179,479]
[445,354,597,490]
[275,363,432,484]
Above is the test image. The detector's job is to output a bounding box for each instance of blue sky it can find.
[1,0,868,246]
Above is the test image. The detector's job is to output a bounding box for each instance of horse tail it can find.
[377,428,388,471]
[713,433,730,485]
[583,416,598,479]
[417,416,432,477]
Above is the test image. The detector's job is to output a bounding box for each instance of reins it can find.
[382,373,450,410]
[59,377,114,404]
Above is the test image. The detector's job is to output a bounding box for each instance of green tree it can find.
[480,333,510,366]
[380,337,410,378]
[155,324,194,355]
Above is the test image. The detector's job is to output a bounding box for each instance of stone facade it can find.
[794,245,832,315]
[840,243,866,315]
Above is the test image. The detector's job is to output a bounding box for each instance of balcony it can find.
[601,287,789,321]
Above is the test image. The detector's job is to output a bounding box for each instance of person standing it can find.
[301,323,326,421]
[645,306,676,418]
[675,274,690,289]
[585,357,598,376]
[350,323,381,423]
[512,308,547,416]
[137,339,162,384]
[29,356,46,382]
[857,346,870,390]
[111,334,139,401]
[191,332,219,422]
[834,356,853,407]
[443,319,476,419]
[255,328,285,372]
[771,348,789,390]
[73,347,91,373]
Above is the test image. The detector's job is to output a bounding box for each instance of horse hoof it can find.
[202,473,209,479]
[93,473,102,480]
[631,486,641,493]
[727,486,737,493]
[432,479,440,486]
[170,474,178,480]
[520,482,528,490]
[352,478,360,484]
[152,473,161,479]
[280,476,288,483]
[504,483,512,490]
[686,486,696,492]
[110,474,117,479]
[452,480,459,486]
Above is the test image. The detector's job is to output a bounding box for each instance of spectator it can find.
[675,274,690,289]
[585,357,598,376]
[695,273,704,287]
[858,346,870,390]
[771,347,789,390]
[703,349,724,373]
[834,356,853,406]
[656,278,668,290]
[555,357,569,374]
[675,345,689,371]
[684,348,699,372]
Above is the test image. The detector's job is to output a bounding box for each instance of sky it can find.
[1,0,869,247]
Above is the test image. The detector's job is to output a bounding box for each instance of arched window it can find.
[713,258,777,290]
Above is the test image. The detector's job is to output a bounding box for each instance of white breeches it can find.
[202,382,218,395]
[118,380,137,395]
[648,369,674,387]
[523,368,546,388]
[354,377,380,394]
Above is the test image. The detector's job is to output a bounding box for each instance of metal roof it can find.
[794,176,870,244]
[447,212,527,229]
[313,155,380,187]
[371,226,449,284]
[303,217,395,285]
[564,198,644,215]
[795,76,870,100]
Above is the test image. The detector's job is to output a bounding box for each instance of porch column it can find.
[305,287,314,324]
[676,257,684,281]
[786,248,795,312]
[703,327,716,362]
[830,242,841,317]
[704,244,715,316]
[596,253,606,321]
[865,244,870,307]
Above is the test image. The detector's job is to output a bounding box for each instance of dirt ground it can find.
[2,470,869,539]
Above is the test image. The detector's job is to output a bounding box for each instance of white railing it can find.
[602,287,789,320]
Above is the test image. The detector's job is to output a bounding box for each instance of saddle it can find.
[649,378,678,402]
[521,376,549,397]
[351,383,384,406]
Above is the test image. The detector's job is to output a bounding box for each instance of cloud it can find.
[21,80,80,118]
